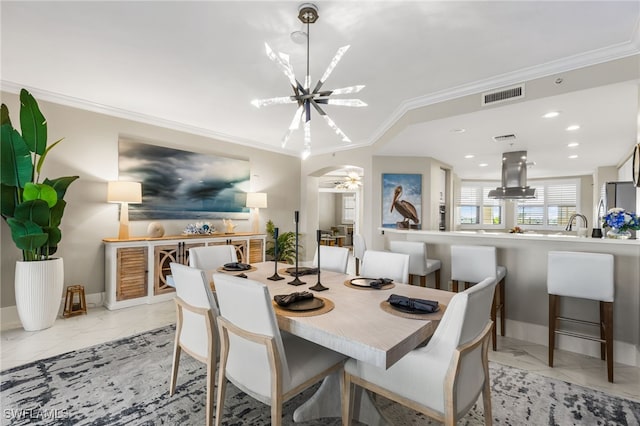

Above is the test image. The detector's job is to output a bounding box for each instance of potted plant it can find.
[1,89,79,330]
[265,220,299,264]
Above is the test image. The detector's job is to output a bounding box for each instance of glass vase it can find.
[606,228,632,239]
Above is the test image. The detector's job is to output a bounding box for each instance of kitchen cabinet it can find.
[104,233,265,310]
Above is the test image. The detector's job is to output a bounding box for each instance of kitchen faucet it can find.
[565,213,588,231]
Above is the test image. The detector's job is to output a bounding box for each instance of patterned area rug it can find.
[1,326,639,425]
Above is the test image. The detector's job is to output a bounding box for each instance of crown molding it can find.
[366,41,640,148]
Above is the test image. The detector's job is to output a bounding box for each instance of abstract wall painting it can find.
[118,139,250,220]
[382,173,422,229]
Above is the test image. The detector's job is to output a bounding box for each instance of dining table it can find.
[215,261,454,425]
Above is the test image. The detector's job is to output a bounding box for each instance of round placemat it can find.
[272,297,334,317]
[216,265,258,273]
[380,301,446,320]
[344,279,395,291]
[278,267,318,277]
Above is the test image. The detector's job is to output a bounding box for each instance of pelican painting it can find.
[382,173,422,229]
[391,185,419,228]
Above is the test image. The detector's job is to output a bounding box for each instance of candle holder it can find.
[289,211,305,286]
[268,227,284,281]
[309,229,328,292]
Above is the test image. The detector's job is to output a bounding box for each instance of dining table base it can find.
[293,372,388,425]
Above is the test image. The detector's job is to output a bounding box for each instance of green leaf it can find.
[19,89,47,155]
[6,217,48,252]
[0,104,11,126]
[36,137,64,175]
[1,123,33,188]
[23,182,58,208]
[14,199,50,227]
[49,199,66,228]
[43,175,79,200]
[0,183,18,219]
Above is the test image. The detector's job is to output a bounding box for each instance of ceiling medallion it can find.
[251,3,367,160]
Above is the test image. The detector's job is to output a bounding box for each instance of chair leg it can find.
[205,359,215,426]
[420,275,426,287]
[452,280,459,293]
[355,258,360,276]
[548,294,558,367]
[409,274,415,285]
[169,343,181,396]
[599,301,606,360]
[215,369,227,426]
[482,350,493,426]
[603,301,614,383]
[491,293,497,351]
[499,278,506,336]
[465,282,471,290]
[271,397,283,426]
[342,371,353,426]
[435,270,441,290]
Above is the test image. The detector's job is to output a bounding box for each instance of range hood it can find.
[488,151,536,199]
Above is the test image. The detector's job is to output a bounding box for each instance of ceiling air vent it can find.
[481,84,525,106]
[493,134,516,142]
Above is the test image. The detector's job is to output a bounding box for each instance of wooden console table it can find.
[103,233,265,310]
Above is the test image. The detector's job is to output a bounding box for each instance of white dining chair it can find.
[189,245,238,270]
[352,234,366,276]
[547,251,615,382]
[343,276,497,426]
[312,245,350,274]
[389,240,442,289]
[169,262,219,426]
[359,250,410,284]
[212,273,346,426]
[451,245,506,351]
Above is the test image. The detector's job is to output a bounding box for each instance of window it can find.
[515,179,579,229]
[341,194,356,224]
[457,182,504,228]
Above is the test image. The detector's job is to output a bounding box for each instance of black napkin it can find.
[224,262,251,271]
[235,273,248,278]
[369,278,393,289]
[274,291,314,307]
[387,294,439,313]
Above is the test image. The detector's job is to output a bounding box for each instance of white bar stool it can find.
[389,241,441,289]
[547,251,615,382]
[450,245,506,351]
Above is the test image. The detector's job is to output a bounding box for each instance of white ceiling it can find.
[1,1,639,180]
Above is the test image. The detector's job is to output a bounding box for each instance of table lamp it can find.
[246,192,268,234]
[108,181,142,239]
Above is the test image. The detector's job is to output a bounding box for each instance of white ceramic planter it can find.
[15,258,64,331]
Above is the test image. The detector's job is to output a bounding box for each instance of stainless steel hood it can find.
[488,151,536,199]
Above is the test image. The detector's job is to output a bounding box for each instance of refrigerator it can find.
[603,181,637,237]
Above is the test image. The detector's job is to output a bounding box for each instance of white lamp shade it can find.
[246,192,268,208]
[107,181,142,203]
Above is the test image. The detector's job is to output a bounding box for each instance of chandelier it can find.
[334,172,362,190]
[251,3,366,159]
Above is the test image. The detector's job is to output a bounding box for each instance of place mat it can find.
[216,265,257,273]
[272,297,334,317]
[380,300,446,320]
[344,279,395,291]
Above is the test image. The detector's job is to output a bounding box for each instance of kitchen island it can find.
[380,228,640,367]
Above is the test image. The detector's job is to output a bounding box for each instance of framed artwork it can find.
[382,173,422,229]
[118,138,250,220]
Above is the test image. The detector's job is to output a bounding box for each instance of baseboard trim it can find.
[506,319,638,367]
[1,292,104,331]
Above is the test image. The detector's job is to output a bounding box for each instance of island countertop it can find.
[379,227,640,367]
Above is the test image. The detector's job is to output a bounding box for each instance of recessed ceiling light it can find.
[464,154,475,159]
[566,125,580,131]
[451,128,466,133]
[542,111,560,118]
[568,154,578,159]
[567,142,579,148]
[479,163,488,167]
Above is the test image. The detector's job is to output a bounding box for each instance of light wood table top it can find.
[226,262,454,369]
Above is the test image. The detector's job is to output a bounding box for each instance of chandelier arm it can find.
[321,114,351,143]
[309,99,327,116]
[313,45,351,92]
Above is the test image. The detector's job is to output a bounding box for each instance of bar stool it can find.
[547,251,614,382]
[450,245,506,351]
[353,234,366,276]
[389,241,441,289]
[63,285,87,317]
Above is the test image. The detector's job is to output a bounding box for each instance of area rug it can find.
[1,326,638,425]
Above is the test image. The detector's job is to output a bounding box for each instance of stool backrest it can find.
[389,241,427,276]
[451,245,498,284]
[360,250,410,284]
[547,251,614,302]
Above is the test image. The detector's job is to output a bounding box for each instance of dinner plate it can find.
[349,278,392,288]
[279,298,325,311]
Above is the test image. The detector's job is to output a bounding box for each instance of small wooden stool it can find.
[63,285,87,317]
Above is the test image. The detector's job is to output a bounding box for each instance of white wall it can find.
[318,192,337,230]
[1,91,301,307]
